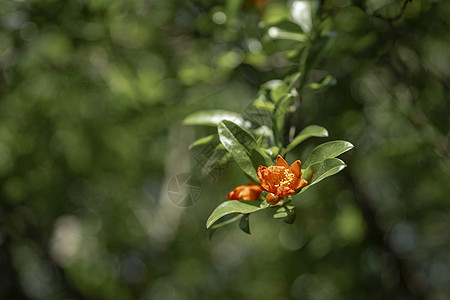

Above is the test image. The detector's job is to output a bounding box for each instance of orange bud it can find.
[227,183,262,201]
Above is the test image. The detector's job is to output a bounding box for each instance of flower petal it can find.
[257,166,272,192]
[277,185,295,197]
[276,155,289,168]
[289,160,302,177]
[292,178,308,190]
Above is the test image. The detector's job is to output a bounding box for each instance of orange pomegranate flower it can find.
[257,155,308,205]
[227,183,262,201]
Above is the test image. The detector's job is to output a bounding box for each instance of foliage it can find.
[0,0,449,300]
[186,2,353,233]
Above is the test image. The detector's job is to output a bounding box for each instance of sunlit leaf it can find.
[298,158,347,194]
[271,72,301,103]
[303,140,353,168]
[189,134,219,149]
[183,110,246,127]
[239,214,251,234]
[290,0,319,33]
[206,200,267,229]
[284,125,328,153]
[218,120,272,181]
[267,27,308,42]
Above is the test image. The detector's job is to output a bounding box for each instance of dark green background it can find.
[0,0,449,299]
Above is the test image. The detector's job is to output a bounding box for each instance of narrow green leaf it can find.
[272,94,292,147]
[218,120,272,180]
[251,97,275,112]
[189,134,219,149]
[183,110,246,127]
[303,140,353,168]
[299,32,336,88]
[206,200,267,229]
[303,75,337,94]
[256,134,264,147]
[267,26,308,42]
[284,125,328,153]
[271,72,301,103]
[274,205,297,224]
[261,79,282,91]
[239,214,251,234]
[298,158,347,194]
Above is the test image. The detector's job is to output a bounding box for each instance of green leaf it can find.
[300,32,335,87]
[272,94,292,147]
[200,146,231,177]
[298,158,347,194]
[183,110,247,127]
[273,205,296,224]
[226,0,245,21]
[189,134,219,149]
[210,214,242,230]
[239,214,251,234]
[218,120,272,181]
[303,75,337,94]
[284,125,328,153]
[271,72,301,103]
[251,94,275,112]
[206,200,267,229]
[208,214,242,239]
[303,140,353,168]
[267,26,308,42]
[290,0,320,33]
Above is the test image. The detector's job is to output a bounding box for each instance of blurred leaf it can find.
[290,0,320,33]
[262,80,283,91]
[226,0,245,22]
[300,32,336,87]
[267,27,308,42]
[298,158,347,193]
[200,145,231,176]
[189,134,219,149]
[272,95,292,147]
[285,44,308,62]
[262,2,290,25]
[284,125,328,153]
[268,73,301,145]
[303,75,337,94]
[303,140,353,168]
[218,120,272,181]
[183,110,246,127]
[271,72,301,103]
[239,214,251,234]
[256,134,265,147]
[206,200,266,229]
[273,205,296,224]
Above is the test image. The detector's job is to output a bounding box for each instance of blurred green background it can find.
[0,0,449,299]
